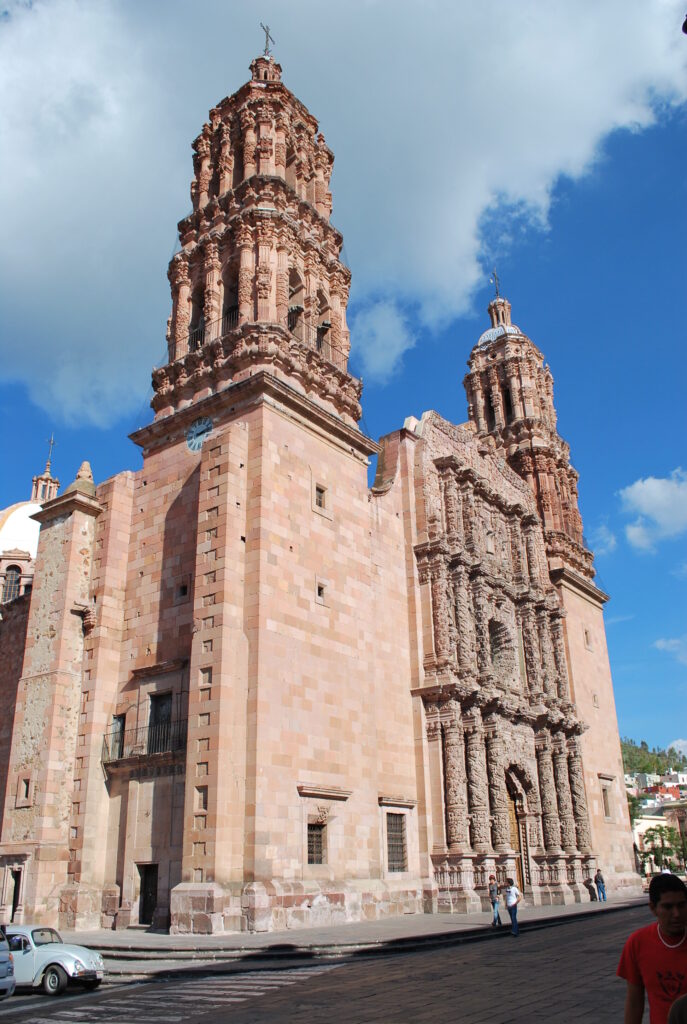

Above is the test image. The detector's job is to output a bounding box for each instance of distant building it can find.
[0,52,641,933]
[0,459,58,606]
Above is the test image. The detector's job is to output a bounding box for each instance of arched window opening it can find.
[232,144,244,189]
[502,384,514,423]
[189,287,205,351]
[485,387,496,431]
[316,289,331,359]
[488,619,516,682]
[222,265,239,332]
[285,145,297,190]
[2,565,22,603]
[288,269,305,340]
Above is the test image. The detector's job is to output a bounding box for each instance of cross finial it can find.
[46,432,56,472]
[260,22,275,57]
[490,268,500,299]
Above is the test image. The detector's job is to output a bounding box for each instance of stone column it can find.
[203,241,221,342]
[567,738,592,853]
[274,114,288,178]
[485,724,511,852]
[470,376,487,432]
[553,737,577,852]
[276,243,289,327]
[237,228,254,324]
[550,613,570,699]
[195,136,211,209]
[471,580,490,676]
[430,559,453,666]
[452,566,475,674]
[537,609,557,697]
[240,109,256,179]
[505,358,524,419]
[465,712,491,852]
[508,520,525,583]
[441,472,461,540]
[535,737,562,852]
[218,125,233,195]
[521,603,543,695]
[523,519,541,585]
[488,367,504,427]
[256,106,273,175]
[171,259,191,360]
[442,700,469,851]
[461,485,477,553]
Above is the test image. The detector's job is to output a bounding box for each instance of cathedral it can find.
[0,52,640,933]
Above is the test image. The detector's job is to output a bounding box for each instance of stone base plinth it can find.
[170,879,424,935]
[58,882,106,931]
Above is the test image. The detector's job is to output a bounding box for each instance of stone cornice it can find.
[549,565,609,605]
[131,370,379,460]
[297,783,352,801]
[31,489,102,524]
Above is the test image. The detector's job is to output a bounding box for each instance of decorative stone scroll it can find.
[442,700,469,850]
[535,736,561,851]
[521,604,543,695]
[451,566,475,674]
[567,738,592,852]
[552,738,577,852]
[465,713,491,851]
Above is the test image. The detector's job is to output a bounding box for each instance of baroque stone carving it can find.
[567,739,592,852]
[552,740,577,852]
[535,738,561,851]
[465,714,491,851]
[442,701,469,849]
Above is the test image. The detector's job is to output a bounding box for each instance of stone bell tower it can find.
[464,299,638,892]
[464,296,593,580]
[152,53,361,428]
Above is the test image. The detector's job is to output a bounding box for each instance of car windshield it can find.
[31,928,62,946]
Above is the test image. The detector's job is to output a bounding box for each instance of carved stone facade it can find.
[0,53,640,934]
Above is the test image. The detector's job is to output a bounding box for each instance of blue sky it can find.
[1,0,686,753]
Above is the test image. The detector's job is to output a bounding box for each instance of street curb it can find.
[98,900,646,981]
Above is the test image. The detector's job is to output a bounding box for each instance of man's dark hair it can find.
[649,873,687,905]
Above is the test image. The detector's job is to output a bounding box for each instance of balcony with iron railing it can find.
[185,306,351,375]
[101,718,188,765]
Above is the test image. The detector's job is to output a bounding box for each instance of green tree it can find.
[626,793,642,825]
[642,825,681,870]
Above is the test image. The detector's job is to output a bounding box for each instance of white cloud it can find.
[619,468,687,551]
[590,523,617,557]
[605,614,634,627]
[352,302,416,382]
[654,636,687,666]
[668,739,687,758]
[1,0,687,421]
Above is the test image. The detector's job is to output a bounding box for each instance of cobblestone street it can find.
[0,905,649,1023]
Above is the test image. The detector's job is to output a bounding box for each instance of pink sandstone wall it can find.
[0,594,30,818]
[557,579,638,890]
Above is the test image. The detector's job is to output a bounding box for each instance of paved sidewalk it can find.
[60,895,646,979]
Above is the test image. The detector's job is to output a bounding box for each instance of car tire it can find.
[42,965,67,996]
[83,979,101,990]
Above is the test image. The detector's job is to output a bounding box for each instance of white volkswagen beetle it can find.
[6,926,104,996]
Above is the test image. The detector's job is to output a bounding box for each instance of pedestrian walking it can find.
[488,874,502,927]
[594,867,607,901]
[617,873,687,1024]
[503,877,522,936]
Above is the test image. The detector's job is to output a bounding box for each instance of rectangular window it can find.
[386,813,407,872]
[315,485,326,509]
[601,786,612,819]
[307,823,325,865]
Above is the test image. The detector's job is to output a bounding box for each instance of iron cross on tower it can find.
[490,268,500,299]
[260,23,274,56]
[46,432,56,467]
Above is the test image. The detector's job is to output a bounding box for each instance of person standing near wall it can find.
[488,874,502,927]
[595,867,607,901]
[503,877,522,936]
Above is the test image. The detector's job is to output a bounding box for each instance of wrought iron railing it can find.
[184,308,351,374]
[101,718,187,764]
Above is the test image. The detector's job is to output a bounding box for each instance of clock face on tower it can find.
[186,417,213,453]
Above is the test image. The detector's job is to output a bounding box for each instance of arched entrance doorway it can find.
[507,789,525,891]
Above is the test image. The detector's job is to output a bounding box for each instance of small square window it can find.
[584,628,593,650]
[316,583,326,603]
[386,813,407,872]
[308,823,326,865]
[315,485,326,509]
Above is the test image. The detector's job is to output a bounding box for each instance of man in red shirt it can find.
[618,874,687,1024]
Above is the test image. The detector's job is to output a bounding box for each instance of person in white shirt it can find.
[504,877,522,936]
